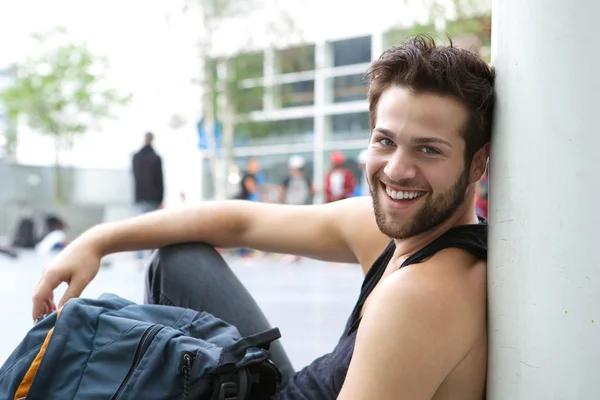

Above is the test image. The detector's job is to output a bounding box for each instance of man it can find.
[355,149,370,197]
[280,155,315,263]
[280,155,314,206]
[236,157,261,201]
[132,132,164,213]
[32,35,494,399]
[324,152,356,203]
[132,132,164,261]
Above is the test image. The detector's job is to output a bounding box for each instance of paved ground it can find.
[0,250,364,370]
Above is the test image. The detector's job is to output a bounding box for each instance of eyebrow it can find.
[373,127,453,149]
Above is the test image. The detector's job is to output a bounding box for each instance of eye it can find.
[377,138,395,147]
[419,146,440,155]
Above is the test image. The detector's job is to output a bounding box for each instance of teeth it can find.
[385,187,425,200]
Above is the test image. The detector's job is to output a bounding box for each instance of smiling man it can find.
[32,35,495,400]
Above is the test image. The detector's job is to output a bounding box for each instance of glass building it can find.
[200,16,491,201]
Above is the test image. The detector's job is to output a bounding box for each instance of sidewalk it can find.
[0,250,363,370]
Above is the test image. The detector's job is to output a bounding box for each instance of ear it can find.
[469,143,490,184]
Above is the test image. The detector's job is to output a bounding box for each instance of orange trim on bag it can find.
[14,308,62,400]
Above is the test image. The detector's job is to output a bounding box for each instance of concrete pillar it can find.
[313,40,328,204]
[371,29,384,62]
[487,1,600,398]
[263,47,275,111]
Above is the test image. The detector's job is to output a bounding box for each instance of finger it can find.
[58,275,87,308]
[32,271,63,321]
[44,298,56,314]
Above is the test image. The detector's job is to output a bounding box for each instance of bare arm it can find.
[338,253,486,399]
[32,197,388,319]
[92,200,360,262]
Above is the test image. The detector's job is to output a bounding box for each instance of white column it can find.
[263,47,276,111]
[371,29,384,61]
[487,1,600,399]
[313,40,328,204]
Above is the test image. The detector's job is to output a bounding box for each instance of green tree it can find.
[385,1,491,62]
[0,26,131,203]
[174,0,306,199]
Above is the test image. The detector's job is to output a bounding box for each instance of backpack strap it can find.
[215,359,281,400]
[215,370,248,400]
[214,328,282,400]
[220,328,281,366]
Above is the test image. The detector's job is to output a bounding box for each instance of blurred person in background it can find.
[11,203,37,249]
[280,155,314,206]
[236,157,261,202]
[35,216,67,255]
[132,132,164,261]
[475,169,488,219]
[235,158,263,259]
[133,132,164,213]
[280,155,315,263]
[354,149,370,197]
[324,152,356,203]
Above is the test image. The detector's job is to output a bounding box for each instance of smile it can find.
[384,186,426,200]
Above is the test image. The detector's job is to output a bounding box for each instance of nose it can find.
[383,148,418,182]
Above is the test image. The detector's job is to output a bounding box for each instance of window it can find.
[331,74,366,103]
[330,112,370,140]
[268,117,314,136]
[331,36,372,67]
[229,52,264,80]
[277,80,315,108]
[234,118,314,146]
[276,45,315,73]
[227,53,265,113]
[236,87,264,113]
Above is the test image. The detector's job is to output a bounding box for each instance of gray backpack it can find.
[0,293,282,400]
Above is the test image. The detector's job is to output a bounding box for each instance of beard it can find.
[370,169,470,239]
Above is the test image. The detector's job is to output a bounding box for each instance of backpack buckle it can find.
[218,382,238,400]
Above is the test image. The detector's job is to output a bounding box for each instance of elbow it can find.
[196,200,255,248]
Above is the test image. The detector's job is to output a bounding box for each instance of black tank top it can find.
[276,220,487,400]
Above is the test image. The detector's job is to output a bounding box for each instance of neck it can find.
[391,198,479,264]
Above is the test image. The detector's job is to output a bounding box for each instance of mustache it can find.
[372,173,429,191]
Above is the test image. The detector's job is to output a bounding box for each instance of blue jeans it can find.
[144,243,295,388]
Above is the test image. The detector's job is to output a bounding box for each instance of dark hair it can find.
[365,34,495,166]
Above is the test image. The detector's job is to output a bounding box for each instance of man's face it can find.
[248,159,260,174]
[367,86,473,239]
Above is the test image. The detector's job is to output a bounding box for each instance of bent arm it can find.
[86,197,382,264]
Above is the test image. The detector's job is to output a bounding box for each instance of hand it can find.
[32,236,103,322]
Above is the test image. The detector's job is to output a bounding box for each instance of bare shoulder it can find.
[373,247,486,341]
[378,247,488,342]
[332,196,391,273]
[338,248,487,400]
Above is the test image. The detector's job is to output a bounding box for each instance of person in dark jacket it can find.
[132,132,164,213]
[132,132,164,261]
